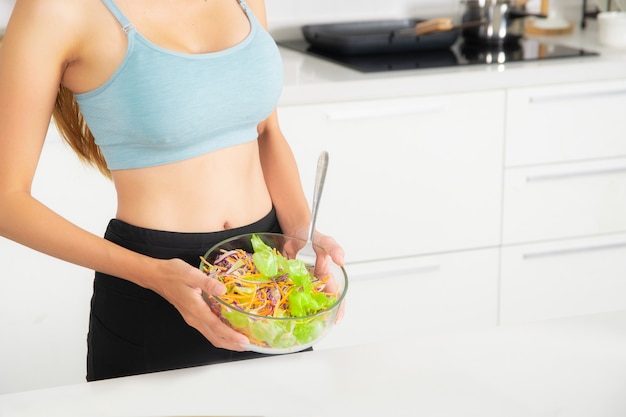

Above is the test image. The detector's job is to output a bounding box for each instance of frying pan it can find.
[302,19,460,56]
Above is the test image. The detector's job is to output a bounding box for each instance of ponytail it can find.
[52,85,111,179]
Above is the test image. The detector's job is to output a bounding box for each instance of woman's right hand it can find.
[150,258,251,351]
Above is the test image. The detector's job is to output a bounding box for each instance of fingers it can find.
[199,317,250,351]
[308,233,344,295]
[159,259,247,351]
[335,300,346,324]
[321,237,345,267]
[181,291,250,350]
[329,245,345,267]
[309,234,346,324]
[202,272,226,296]
[313,247,331,277]
[281,238,305,260]
[313,233,345,267]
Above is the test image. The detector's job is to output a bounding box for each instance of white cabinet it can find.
[279,90,504,263]
[500,79,626,323]
[500,233,626,324]
[502,157,626,244]
[315,248,500,350]
[505,79,626,167]
[278,91,503,350]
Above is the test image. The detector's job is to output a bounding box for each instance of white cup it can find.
[598,11,626,48]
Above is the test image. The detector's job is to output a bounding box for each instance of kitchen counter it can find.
[277,21,626,105]
[2,309,626,417]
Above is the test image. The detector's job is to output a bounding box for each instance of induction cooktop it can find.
[279,37,598,73]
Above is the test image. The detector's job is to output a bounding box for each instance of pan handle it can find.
[393,18,486,37]
[393,17,454,37]
[508,10,548,19]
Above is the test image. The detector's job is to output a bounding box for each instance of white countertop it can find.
[2,309,626,417]
[277,21,626,106]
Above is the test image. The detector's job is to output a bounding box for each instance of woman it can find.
[0,0,344,381]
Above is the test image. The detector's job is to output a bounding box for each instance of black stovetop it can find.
[279,38,598,73]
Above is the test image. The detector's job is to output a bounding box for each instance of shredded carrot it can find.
[200,245,335,319]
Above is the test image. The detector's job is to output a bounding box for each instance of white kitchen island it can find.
[2,309,626,417]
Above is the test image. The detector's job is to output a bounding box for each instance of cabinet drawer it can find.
[505,79,626,167]
[502,158,626,244]
[500,233,626,324]
[315,248,500,350]
[278,91,504,262]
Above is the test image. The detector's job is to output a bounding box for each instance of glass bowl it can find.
[199,232,348,354]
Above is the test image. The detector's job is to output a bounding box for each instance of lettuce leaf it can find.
[232,315,328,348]
[250,234,336,318]
[251,234,279,278]
[219,235,338,349]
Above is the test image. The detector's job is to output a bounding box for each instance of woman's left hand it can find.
[310,231,346,323]
[311,230,344,272]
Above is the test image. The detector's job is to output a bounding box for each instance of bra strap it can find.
[236,0,248,13]
[101,0,135,33]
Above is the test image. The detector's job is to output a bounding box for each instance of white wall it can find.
[0,0,16,30]
[265,0,588,39]
[266,0,461,39]
[1,0,586,38]
[0,128,117,394]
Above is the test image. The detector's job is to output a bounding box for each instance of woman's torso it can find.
[61,0,275,232]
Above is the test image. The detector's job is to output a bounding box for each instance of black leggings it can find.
[86,208,281,381]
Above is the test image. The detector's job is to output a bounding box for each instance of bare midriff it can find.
[111,140,273,233]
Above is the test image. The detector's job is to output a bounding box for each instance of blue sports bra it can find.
[75,0,284,170]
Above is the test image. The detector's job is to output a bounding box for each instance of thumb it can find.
[329,246,345,267]
[200,271,226,296]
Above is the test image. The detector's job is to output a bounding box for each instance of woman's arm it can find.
[0,0,245,350]
[256,111,311,238]
[248,0,345,267]
[257,111,345,267]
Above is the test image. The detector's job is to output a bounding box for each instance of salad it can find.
[200,234,339,350]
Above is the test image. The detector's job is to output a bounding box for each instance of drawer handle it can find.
[523,241,626,259]
[528,88,626,104]
[347,263,440,281]
[526,166,626,182]
[326,103,445,121]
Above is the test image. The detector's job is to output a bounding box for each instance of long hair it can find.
[52,85,111,179]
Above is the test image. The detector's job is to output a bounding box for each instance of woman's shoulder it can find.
[7,0,105,58]
[11,0,108,39]
[13,0,91,24]
[243,0,268,27]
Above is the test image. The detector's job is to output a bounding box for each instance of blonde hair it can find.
[52,85,112,179]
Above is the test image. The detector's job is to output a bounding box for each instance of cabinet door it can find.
[500,233,626,324]
[278,91,504,262]
[502,157,626,244]
[505,79,626,167]
[314,248,500,350]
